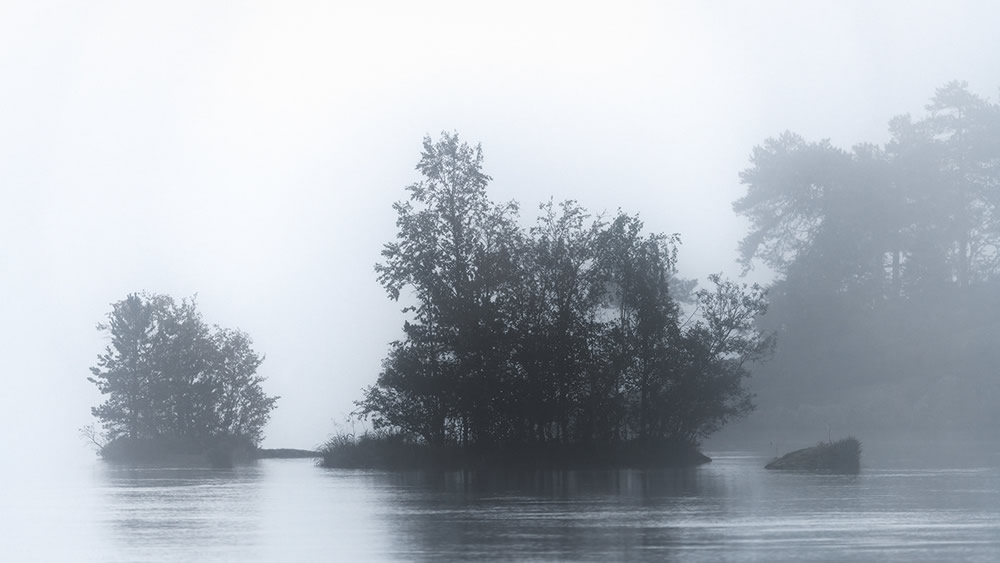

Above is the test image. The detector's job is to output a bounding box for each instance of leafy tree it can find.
[150,296,214,439]
[596,212,681,441]
[890,81,1000,290]
[88,292,278,448]
[89,293,163,440]
[733,81,1000,434]
[363,132,522,446]
[357,132,774,452]
[734,132,853,277]
[738,82,1000,301]
[513,199,606,443]
[209,328,279,445]
[668,275,772,441]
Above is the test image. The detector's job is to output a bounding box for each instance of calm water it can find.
[6,442,1000,561]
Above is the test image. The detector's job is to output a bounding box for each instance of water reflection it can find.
[71,449,1000,561]
[365,454,997,562]
[374,467,719,561]
[97,463,264,562]
[383,465,715,497]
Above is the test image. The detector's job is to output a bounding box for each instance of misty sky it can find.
[3,1,999,453]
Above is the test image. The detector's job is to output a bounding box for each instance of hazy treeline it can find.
[736,81,1000,434]
[355,133,773,449]
[88,293,278,449]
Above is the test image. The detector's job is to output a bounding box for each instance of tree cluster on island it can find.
[736,81,1000,435]
[86,81,995,467]
[87,293,278,463]
[323,132,775,469]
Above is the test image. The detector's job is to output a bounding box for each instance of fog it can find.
[3,1,999,461]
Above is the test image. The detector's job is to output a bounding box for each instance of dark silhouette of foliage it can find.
[734,82,1000,435]
[88,293,278,452]
[353,132,773,459]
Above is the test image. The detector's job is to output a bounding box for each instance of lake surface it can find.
[6,441,1000,561]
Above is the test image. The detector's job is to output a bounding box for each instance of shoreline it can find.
[319,437,712,471]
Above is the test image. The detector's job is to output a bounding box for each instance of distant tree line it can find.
[355,133,773,449]
[734,81,1000,432]
[88,293,278,449]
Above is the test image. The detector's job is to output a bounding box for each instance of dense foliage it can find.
[88,293,278,448]
[735,81,1000,433]
[355,133,773,450]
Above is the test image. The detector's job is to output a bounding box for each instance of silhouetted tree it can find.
[667,275,772,440]
[363,132,522,445]
[734,81,1000,433]
[209,328,278,445]
[597,212,682,441]
[357,132,774,451]
[738,82,1000,300]
[513,199,606,443]
[89,293,164,440]
[88,292,278,447]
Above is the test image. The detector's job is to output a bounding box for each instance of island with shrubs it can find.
[319,133,774,470]
[83,134,773,471]
[85,293,280,466]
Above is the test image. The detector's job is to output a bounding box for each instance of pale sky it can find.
[2,0,998,454]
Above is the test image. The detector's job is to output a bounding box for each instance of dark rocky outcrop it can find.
[765,437,861,474]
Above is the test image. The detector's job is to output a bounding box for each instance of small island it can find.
[320,133,775,470]
[86,293,279,467]
[84,134,777,471]
[320,434,711,470]
[765,437,861,474]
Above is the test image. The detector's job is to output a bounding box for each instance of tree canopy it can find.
[356,132,773,449]
[734,81,1000,433]
[88,293,278,448]
[737,81,1000,296]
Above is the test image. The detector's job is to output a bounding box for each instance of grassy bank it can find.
[319,432,711,470]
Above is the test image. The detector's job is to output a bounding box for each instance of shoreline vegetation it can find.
[84,134,775,474]
[338,133,773,473]
[83,82,1000,476]
[85,293,280,468]
[319,432,710,470]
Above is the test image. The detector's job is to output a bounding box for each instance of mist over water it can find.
[7,441,1000,562]
[5,1,1000,451]
[6,2,1000,560]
